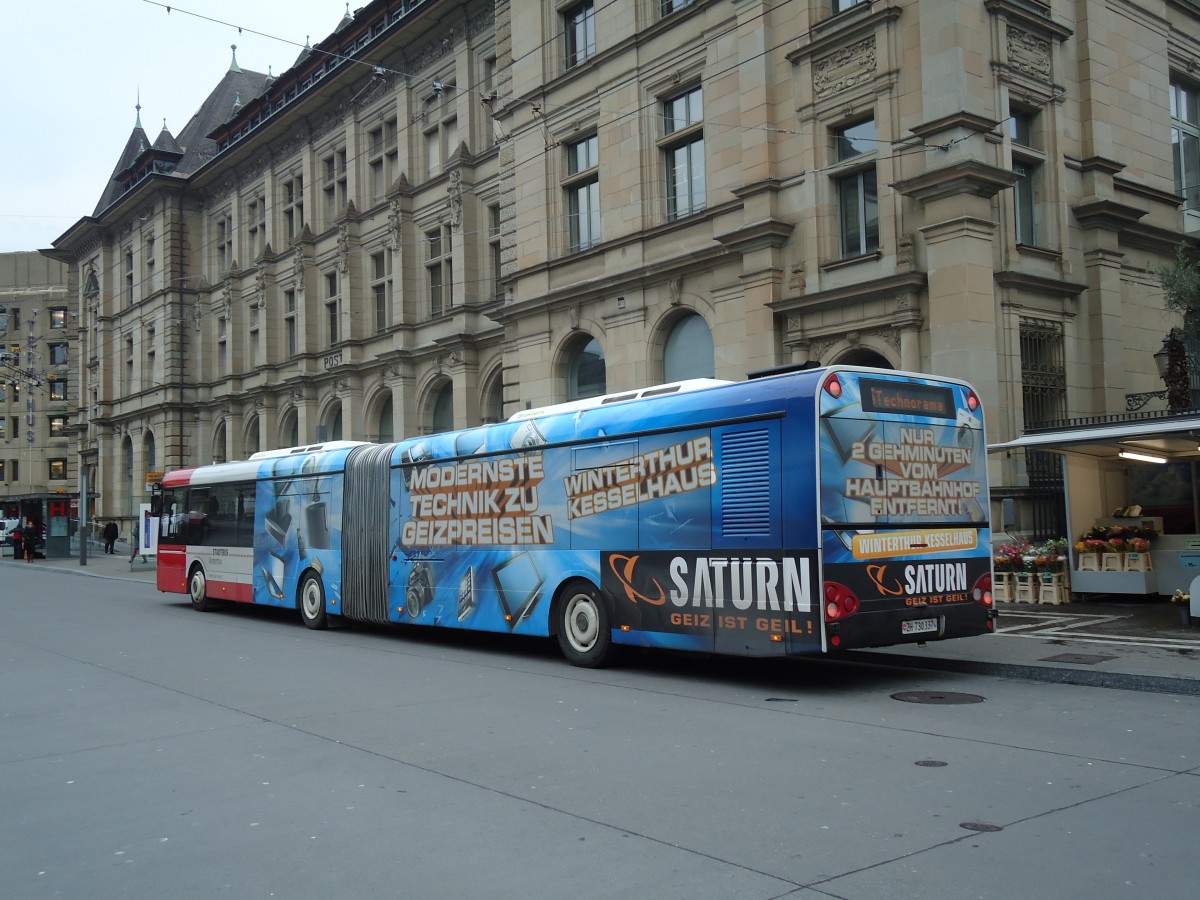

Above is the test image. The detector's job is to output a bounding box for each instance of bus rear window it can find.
[859,379,954,419]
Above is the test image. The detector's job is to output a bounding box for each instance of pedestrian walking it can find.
[24,518,36,562]
[103,520,119,555]
[11,524,22,560]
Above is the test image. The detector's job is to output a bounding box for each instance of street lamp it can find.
[1154,329,1191,413]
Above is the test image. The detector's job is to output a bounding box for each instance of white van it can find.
[0,518,20,546]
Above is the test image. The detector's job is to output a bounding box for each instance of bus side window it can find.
[237,487,257,547]
[186,488,210,545]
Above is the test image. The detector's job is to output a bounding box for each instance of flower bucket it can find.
[1123,552,1152,572]
[1101,552,1123,572]
[992,572,1011,602]
[1077,554,1100,571]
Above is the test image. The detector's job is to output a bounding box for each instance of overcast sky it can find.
[0,0,351,254]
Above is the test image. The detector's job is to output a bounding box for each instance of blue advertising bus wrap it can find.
[158,366,995,666]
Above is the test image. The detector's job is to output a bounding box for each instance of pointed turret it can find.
[92,102,152,215]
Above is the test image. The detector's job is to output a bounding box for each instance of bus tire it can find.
[556,580,613,668]
[189,565,215,612]
[299,572,328,629]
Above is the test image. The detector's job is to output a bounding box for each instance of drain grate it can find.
[1039,653,1118,665]
[891,691,985,705]
[915,760,948,767]
[960,822,1003,833]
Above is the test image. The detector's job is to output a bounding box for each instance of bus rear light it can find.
[823,374,843,399]
[823,581,860,621]
[971,573,993,607]
[829,633,842,648]
[966,389,980,411]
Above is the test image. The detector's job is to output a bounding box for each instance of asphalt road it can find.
[2,565,1196,899]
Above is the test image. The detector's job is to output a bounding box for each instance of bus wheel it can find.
[556,580,613,668]
[299,572,327,629]
[189,565,214,612]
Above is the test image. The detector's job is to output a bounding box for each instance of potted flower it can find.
[1170,589,1192,626]
[1125,535,1153,572]
[1075,538,1107,571]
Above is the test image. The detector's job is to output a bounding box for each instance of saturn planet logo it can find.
[606,554,667,606]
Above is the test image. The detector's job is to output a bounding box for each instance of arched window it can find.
[245,417,260,456]
[663,313,714,382]
[331,407,343,441]
[143,431,156,474]
[212,422,227,464]
[431,381,454,433]
[567,336,606,401]
[123,436,134,516]
[482,370,504,424]
[280,410,299,449]
[378,395,394,443]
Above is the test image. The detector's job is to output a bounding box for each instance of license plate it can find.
[901,617,938,636]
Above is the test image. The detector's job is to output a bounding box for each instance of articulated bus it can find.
[157,365,995,666]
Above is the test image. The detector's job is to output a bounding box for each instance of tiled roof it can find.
[91,65,270,217]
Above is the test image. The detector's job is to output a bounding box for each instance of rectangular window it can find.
[564,2,595,70]
[426,226,453,317]
[371,251,392,332]
[216,215,233,272]
[282,175,304,241]
[661,0,695,14]
[49,377,67,402]
[833,118,879,258]
[145,233,156,293]
[145,327,156,384]
[1009,106,1044,247]
[565,135,600,252]
[246,196,265,259]
[325,271,340,345]
[423,86,457,180]
[367,119,399,204]
[662,87,705,220]
[49,308,68,329]
[284,289,298,357]
[1171,80,1200,215]
[1013,162,1036,246]
[125,249,135,305]
[489,204,503,300]
[124,336,134,394]
[49,458,67,480]
[322,149,348,226]
[48,342,68,365]
[833,0,865,12]
[48,415,67,437]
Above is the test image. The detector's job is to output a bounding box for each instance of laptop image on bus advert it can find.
[492,552,544,627]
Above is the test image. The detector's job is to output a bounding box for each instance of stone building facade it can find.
[45,0,1200,531]
[0,252,74,527]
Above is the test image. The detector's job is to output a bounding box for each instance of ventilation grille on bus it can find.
[720,429,773,537]
[341,444,394,624]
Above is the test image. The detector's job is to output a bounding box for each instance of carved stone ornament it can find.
[1007,26,1051,80]
[292,248,307,294]
[448,170,463,229]
[387,199,403,252]
[789,264,806,293]
[252,267,266,308]
[337,224,350,274]
[814,38,876,100]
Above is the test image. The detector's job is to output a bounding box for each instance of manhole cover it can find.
[763,697,797,703]
[1039,653,1118,665]
[891,691,985,705]
[915,760,948,767]
[960,822,1003,833]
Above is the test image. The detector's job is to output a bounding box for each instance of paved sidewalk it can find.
[6,544,1198,692]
